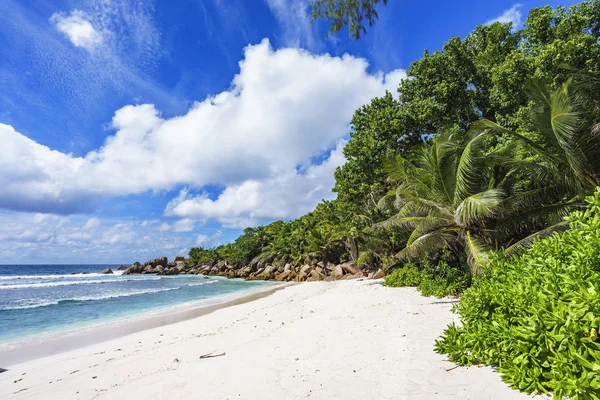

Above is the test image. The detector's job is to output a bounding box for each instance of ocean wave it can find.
[186,280,218,287]
[0,279,220,311]
[0,277,162,290]
[0,287,181,311]
[0,273,107,280]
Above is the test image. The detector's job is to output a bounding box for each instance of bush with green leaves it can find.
[418,261,472,297]
[383,260,471,298]
[383,263,423,287]
[435,188,600,399]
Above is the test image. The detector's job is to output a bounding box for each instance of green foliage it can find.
[333,92,415,210]
[335,1,600,221]
[186,201,359,267]
[374,130,520,273]
[435,188,600,398]
[310,0,388,39]
[383,263,423,287]
[418,261,472,298]
[384,259,471,298]
[187,247,221,265]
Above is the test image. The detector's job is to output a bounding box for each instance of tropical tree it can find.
[375,132,509,273]
[473,78,600,254]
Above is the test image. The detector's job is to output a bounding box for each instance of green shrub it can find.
[383,263,423,287]
[435,189,600,399]
[419,261,471,297]
[383,260,471,298]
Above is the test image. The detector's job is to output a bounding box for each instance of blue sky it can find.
[0,0,575,264]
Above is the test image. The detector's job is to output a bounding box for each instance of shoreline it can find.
[0,282,291,367]
[0,280,530,400]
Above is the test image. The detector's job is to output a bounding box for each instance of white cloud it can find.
[166,140,346,224]
[83,217,101,229]
[265,0,319,50]
[50,10,103,51]
[49,1,161,59]
[156,219,199,232]
[0,39,405,221]
[0,212,192,264]
[486,4,523,31]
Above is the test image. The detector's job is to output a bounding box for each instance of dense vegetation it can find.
[383,257,471,298]
[435,190,600,399]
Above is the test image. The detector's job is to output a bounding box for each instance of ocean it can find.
[0,264,274,343]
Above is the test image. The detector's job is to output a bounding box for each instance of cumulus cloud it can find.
[166,141,346,225]
[486,4,523,30]
[50,10,103,51]
[0,39,405,222]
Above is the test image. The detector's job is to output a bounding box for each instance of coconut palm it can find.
[375,131,508,273]
[473,78,600,254]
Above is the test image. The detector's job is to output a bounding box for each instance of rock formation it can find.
[119,255,384,282]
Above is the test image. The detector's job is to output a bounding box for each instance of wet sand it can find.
[0,283,290,366]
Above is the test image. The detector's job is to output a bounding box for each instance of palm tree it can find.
[472,78,600,254]
[375,132,507,273]
[379,77,600,269]
[356,228,407,271]
[306,222,346,263]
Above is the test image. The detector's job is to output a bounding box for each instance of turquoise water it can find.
[0,264,274,343]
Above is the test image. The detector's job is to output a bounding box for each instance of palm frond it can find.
[376,189,398,213]
[464,231,490,274]
[455,189,504,226]
[373,215,449,231]
[454,131,489,203]
[548,83,595,184]
[384,155,436,203]
[383,154,412,183]
[501,183,574,214]
[471,119,565,166]
[397,231,457,261]
[526,78,553,107]
[357,249,376,268]
[426,138,457,205]
[394,189,453,218]
[504,221,570,257]
[405,216,454,245]
[495,200,580,240]
[497,159,558,185]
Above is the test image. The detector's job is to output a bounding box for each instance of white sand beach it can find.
[1,280,533,400]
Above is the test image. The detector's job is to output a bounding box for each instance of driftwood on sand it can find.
[199,352,225,359]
